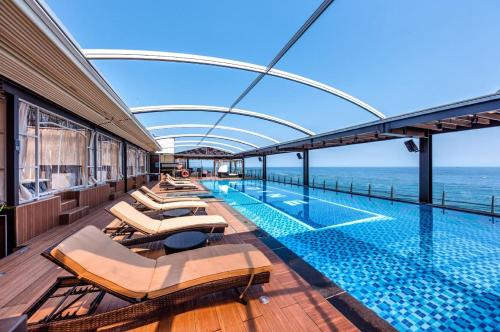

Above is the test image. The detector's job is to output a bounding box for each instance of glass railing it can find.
[243,169,499,215]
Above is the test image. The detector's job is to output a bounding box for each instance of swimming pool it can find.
[201,179,500,331]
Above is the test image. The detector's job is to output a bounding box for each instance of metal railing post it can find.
[312,178,315,187]
[390,186,394,200]
[491,195,495,214]
[335,180,338,191]
[350,182,353,194]
[368,184,371,196]
[441,191,446,206]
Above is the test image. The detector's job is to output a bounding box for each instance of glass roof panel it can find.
[274,0,500,117]
[46,0,322,63]
[44,0,500,153]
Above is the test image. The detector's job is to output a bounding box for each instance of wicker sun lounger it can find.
[105,201,227,246]
[25,226,272,331]
[140,185,201,203]
[166,173,192,183]
[130,190,207,213]
[162,176,198,189]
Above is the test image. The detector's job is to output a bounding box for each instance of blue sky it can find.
[46,0,500,167]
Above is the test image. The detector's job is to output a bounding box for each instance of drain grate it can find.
[259,296,270,304]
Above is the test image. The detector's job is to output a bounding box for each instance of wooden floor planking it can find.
[0,181,359,332]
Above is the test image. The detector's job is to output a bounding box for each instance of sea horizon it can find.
[242,166,500,213]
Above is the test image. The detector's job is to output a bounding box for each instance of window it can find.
[96,133,121,182]
[138,149,147,174]
[126,145,137,177]
[18,100,92,202]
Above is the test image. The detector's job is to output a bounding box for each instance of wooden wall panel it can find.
[108,180,125,194]
[15,196,61,245]
[127,177,136,190]
[136,175,147,187]
[75,184,110,208]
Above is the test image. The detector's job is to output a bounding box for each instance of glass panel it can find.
[127,146,137,177]
[96,134,121,182]
[39,115,88,192]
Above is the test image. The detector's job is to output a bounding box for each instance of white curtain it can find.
[18,102,91,201]
[97,135,121,182]
[39,127,87,189]
[118,142,123,179]
[18,102,34,201]
[127,146,137,177]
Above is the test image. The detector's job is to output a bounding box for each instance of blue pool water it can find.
[201,179,500,331]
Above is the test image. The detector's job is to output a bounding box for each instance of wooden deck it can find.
[0,181,359,331]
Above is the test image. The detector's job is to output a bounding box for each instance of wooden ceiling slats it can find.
[478,112,500,121]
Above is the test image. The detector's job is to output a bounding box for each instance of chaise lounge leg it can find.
[235,274,255,305]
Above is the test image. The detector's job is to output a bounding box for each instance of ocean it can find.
[244,167,500,213]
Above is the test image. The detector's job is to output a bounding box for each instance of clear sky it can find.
[45,0,500,167]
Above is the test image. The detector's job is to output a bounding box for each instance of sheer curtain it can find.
[118,142,123,179]
[109,140,119,180]
[18,102,34,202]
[19,102,93,201]
[87,130,95,184]
[127,146,137,177]
[96,134,121,182]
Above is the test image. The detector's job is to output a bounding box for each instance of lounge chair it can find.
[140,185,201,203]
[163,177,198,189]
[217,164,240,178]
[130,190,207,213]
[105,201,227,245]
[166,173,192,184]
[25,226,272,331]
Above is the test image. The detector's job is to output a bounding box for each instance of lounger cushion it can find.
[110,201,159,234]
[165,178,198,188]
[141,186,201,203]
[109,201,227,235]
[131,191,207,211]
[50,226,272,301]
[50,226,154,299]
[157,215,227,232]
[148,243,273,298]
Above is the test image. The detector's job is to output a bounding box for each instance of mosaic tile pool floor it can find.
[202,180,500,331]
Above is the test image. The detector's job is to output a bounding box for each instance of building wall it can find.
[0,91,6,257]
[0,78,153,256]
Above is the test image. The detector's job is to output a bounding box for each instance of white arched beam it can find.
[131,105,315,136]
[174,140,245,151]
[156,134,259,148]
[147,123,279,143]
[84,49,386,119]
[175,144,236,154]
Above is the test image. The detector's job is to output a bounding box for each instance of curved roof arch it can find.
[84,49,386,119]
[174,140,245,151]
[156,134,259,148]
[175,144,236,154]
[147,124,279,143]
[131,105,315,136]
